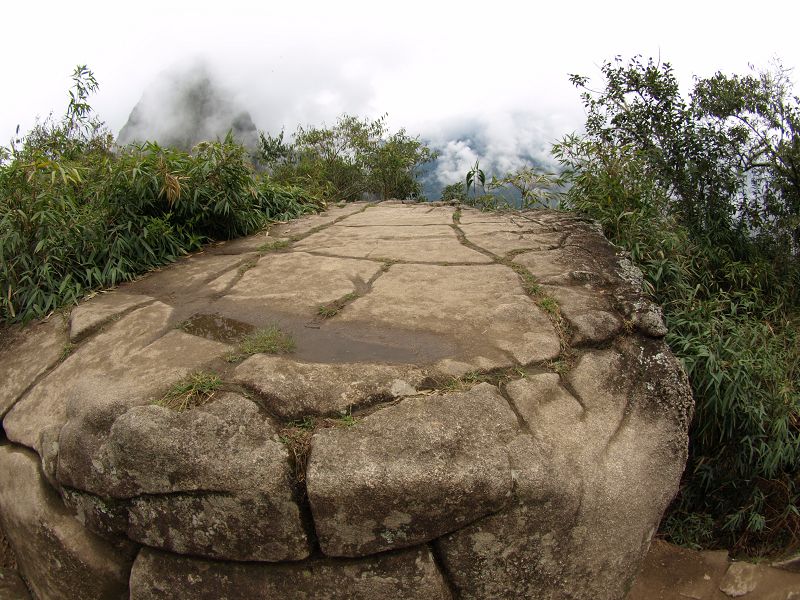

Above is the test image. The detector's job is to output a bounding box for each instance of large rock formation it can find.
[117,63,259,151]
[0,202,693,599]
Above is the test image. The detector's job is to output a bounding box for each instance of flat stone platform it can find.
[0,202,693,599]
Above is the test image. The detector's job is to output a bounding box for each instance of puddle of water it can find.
[202,300,459,365]
[180,313,254,344]
[292,320,455,364]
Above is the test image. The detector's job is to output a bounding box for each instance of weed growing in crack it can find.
[257,239,291,253]
[538,296,559,315]
[60,342,76,361]
[453,208,462,223]
[505,261,542,296]
[334,407,358,427]
[237,258,258,275]
[521,275,541,296]
[547,357,573,376]
[316,305,339,318]
[316,292,359,319]
[156,371,222,411]
[278,411,359,484]
[430,367,527,392]
[279,425,313,483]
[503,259,572,353]
[225,325,295,362]
[287,415,316,430]
[240,325,295,354]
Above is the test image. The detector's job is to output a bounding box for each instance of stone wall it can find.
[0,202,692,599]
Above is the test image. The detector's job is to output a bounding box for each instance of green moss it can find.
[257,239,291,253]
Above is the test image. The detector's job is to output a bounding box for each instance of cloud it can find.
[432,140,480,186]
[422,112,570,191]
[117,60,259,150]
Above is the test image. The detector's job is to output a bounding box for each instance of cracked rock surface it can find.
[0,201,692,599]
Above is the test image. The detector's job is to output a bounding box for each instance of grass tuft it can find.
[156,371,222,411]
[225,325,295,362]
[538,296,559,315]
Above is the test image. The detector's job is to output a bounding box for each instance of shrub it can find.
[258,114,436,202]
[555,57,799,555]
[0,67,322,324]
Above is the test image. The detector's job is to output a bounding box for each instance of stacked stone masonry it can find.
[0,202,693,599]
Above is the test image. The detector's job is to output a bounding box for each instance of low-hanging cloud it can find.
[114,59,572,197]
[421,112,571,193]
[117,60,260,150]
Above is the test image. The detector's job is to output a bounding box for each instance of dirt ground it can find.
[629,539,800,600]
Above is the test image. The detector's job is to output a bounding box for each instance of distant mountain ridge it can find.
[118,65,258,151]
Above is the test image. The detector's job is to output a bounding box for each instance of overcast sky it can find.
[3,0,799,184]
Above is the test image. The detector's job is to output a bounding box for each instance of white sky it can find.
[2,0,798,179]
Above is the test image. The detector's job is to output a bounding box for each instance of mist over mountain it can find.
[117,63,562,199]
[118,62,259,151]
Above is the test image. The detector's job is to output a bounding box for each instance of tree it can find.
[556,56,800,554]
[488,167,561,208]
[368,129,436,200]
[260,114,436,202]
[566,56,800,257]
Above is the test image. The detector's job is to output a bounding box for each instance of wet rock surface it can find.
[0,202,693,599]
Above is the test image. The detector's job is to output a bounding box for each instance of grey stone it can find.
[459,221,563,256]
[338,204,455,226]
[224,251,382,313]
[58,393,310,562]
[340,263,560,367]
[720,562,761,597]
[233,355,428,419]
[294,224,492,263]
[132,252,253,298]
[435,339,693,600]
[4,302,230,454]
[307,383,519,556]
[0,316,65,420]
[129,545,452,600]
[436,433,582,599]
[0,203,695,598]
[68,291,153,342]
[0,444,133,600]
[541,283,623,345]
[267,202,368,237]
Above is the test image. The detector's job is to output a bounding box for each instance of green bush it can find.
[0,67,322,324]
[258,114,436,202]
[555,57,799,555]
[440,182,468,202]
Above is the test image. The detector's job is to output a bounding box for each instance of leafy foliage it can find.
[556,57,800,555]
[0,67,323,324]
[258,114,437,202]
[465,160,485,198]
[440,181,468,202]
[568,56,800,254]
